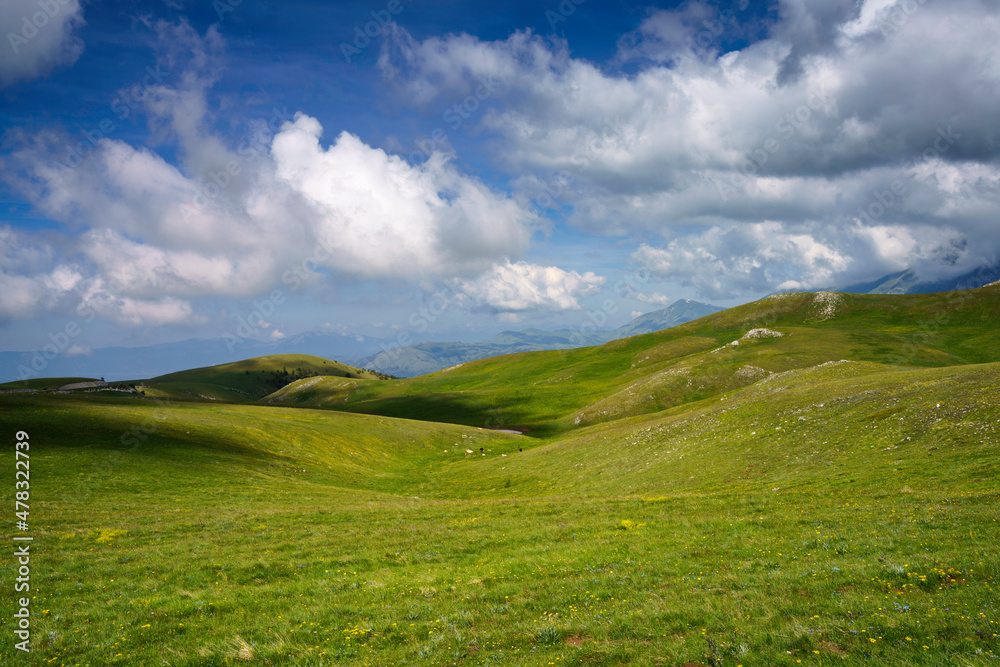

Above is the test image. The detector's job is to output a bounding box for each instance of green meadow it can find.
[1,287,999,666]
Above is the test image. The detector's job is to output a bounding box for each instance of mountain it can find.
[354,329,610,378]
[270,284,1000,434]
[0,331,385,385]
[0,300,721,384]
[356,299,723,377]
[837,263,1000,294]
[4,288,998,667]
[613,299,724,337]
[140,354,385,402]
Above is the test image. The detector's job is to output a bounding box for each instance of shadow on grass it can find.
[333,392,564,438]
[0,394,299,466]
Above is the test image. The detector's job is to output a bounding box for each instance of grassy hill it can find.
[2,287,998,665]
[355,299,722,378]
[0,376,99,391]
[141,354,383,402]
[269,287,1000,434]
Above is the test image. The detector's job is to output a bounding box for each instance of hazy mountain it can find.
[0,332,384,385]
[1,300,721,383]
[614,299,724,338]
[837,263,1000,295]
[357,299,722,377]
[355,329,610,378]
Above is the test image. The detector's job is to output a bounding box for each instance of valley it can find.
[2,287,998,666]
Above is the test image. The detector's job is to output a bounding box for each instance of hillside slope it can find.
[142,354,384,402]
[357,299,722,377]
[354,329,609,378]
[2,357,998,665]
[272,287,1000,434]
[2,359,996,501]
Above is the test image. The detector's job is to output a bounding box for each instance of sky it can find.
[1,0,999,361]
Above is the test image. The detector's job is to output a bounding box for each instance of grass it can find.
[141,354,383,403]
[1,288,998,665]
[0,377,99,391]
[267,286,1000,436]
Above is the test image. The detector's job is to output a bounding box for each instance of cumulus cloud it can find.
[0,226,80,320]
[0,21,532,326]
[634,224,850,298]
[632,221,974,298]
[380,0,1000,296]
[0,0,85,88]
[0,223,208,326]
[271,115,528,278]
[456,260,605,313]
[633,292,673,306]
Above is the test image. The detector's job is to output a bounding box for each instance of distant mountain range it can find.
[0,299,722,383]
[356,299,724,377]
[0,331,383,386]
[837,263,1000,295]
[7,260,995,384]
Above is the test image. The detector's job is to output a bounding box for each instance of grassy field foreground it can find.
[2,357,999,666]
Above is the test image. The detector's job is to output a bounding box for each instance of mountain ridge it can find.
[0,299,721,383]
[837,262,1000,294]
[356,299,724,377]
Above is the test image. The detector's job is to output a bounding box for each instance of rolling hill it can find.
[2,286,998,665]
[0,300,719,384]
[356,299,723,378]
[140,354,386,402]
[271,286,1000,435]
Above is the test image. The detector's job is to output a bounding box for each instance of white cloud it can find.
[381,0,1000,292]
[840,0,904,39]
[0,22,532,326]
[271,115,529,278]
[0,0,85,88]
[456,260,605,312]
[631,221,973,298]
[75,278,201,327]
[0,225,79,319]
[633,292,672,306]
[633,223,854,297]
[0,224,208,326]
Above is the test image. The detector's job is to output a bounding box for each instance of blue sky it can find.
[1,0,999,366]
